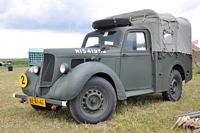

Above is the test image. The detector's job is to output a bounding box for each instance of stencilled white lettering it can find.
[75,49,80,53]
[82,49,86,53]
[87,49,91,53]
[93,49,98,53]
[75,49,107,54]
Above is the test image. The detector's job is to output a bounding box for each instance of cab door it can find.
[120,30,153,91]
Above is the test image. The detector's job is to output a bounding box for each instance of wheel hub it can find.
[170,78,178,93]
[82,89,104,112]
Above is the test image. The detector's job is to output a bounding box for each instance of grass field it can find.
[0,67,200,133]
[0,58,28,67]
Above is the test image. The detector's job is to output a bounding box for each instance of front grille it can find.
[40,54,55,87]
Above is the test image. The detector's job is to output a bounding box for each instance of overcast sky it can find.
[0,0,200,58]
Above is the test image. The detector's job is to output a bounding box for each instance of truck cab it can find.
[82,26,154,94]
[13,9,192,124]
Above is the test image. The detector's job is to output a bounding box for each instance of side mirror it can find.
[93,45,110,62]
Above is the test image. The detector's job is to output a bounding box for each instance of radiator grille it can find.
[40,54,55,86]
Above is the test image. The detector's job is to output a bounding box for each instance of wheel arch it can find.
[84,66,127,101]
[172,64,185,81]
[168,61,186,81]
[52,62,127,101]
[93,72,117,95]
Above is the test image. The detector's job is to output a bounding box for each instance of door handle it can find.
[123,54,128,57]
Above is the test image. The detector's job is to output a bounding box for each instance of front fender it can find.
[50,62,126,100]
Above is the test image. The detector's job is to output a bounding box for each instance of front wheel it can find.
[162,70,182,101]
[68,76,117,124]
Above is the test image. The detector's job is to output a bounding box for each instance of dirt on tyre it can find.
[162,70,182,101]
[68,76,117,124]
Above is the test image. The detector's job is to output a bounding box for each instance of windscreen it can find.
[84,31,122,48]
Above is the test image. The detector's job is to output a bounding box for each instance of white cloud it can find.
[0,0,200,58]
[1,0,199,31]
[182,5,200,40]
[0,29,85,58]
[0,0,94,32]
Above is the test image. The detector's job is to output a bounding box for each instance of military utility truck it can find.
[13,9,192,124]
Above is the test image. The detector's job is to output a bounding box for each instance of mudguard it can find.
[171,60,193,83]
[46,62,127,100]
[22,71,39,96]
[168,61,186,80]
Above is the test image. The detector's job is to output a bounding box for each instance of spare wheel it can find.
[92,18,131,30]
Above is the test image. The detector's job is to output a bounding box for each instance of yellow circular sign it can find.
[19,73,28,88]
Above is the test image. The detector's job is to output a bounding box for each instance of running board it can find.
[125,88,154,97]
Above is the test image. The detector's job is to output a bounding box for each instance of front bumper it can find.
[13,94,67,107]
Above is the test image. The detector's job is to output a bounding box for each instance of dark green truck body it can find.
[13,9,192,124]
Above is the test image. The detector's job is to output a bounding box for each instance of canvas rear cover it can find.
[108,9,192,54]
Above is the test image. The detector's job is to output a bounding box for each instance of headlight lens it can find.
[60,63,69,74]
[33,66,40,74]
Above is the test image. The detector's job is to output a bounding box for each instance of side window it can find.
[126,32,146,51]
[163,30,173,44]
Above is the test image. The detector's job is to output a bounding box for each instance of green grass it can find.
[0,58,28,67]
[0,67,200,132]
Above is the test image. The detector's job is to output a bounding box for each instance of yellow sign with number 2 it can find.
[19,73,28,88]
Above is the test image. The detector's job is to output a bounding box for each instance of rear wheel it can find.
[68,76,117,124]
[162,70,182,101]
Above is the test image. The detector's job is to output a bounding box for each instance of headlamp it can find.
[33,66,40,74]
[60,63,69,74]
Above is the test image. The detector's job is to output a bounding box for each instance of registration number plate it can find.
[28,96,46,107]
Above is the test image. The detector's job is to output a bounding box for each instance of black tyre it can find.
[92,18,131,30]
[31,104,62,111]
[68,76,117,124]
[162,70,182,101]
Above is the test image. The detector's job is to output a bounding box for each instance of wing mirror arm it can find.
[91,45,110,62]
